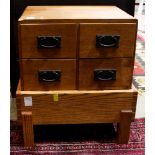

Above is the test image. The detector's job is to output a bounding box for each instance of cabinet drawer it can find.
[20,59,76,90]
[79,23,137,58]
[79,58,133,90]
[19,24,77,58]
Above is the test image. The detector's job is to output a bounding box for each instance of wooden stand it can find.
[21,110,134,146]
[16,6,138,147]
[16,82,137,147]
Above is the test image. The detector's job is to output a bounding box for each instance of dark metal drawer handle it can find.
[96,35,120,47]
[37,36,61,48]
[94,69,116,81]
[38,70,61,82]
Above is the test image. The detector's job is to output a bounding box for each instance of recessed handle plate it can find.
[38,70,61,82]
[94,69,116,81]
[96,35,120,47]
[37,36,61,48]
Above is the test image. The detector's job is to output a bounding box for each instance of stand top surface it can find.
[19,6,136,23]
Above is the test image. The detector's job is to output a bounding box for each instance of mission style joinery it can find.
[17,6,138,147]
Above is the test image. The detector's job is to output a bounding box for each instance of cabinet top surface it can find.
[19,6,136,23]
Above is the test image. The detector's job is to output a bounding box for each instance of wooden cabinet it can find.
[17,6,138,147]
[18,6,137,90]
[11,0,136,97]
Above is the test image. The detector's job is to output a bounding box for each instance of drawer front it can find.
[20,59,76,90]
[79,23,137,58]
[79,58,133,90]
[19,24,77,58]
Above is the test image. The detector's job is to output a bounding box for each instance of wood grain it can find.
[79,58,134,90]
[131,90,138,120]
[117,110,133,144]
[22,112,34,147]
[20,59,76,90]
[32,93,136,125]
[18,6,136,24]
[19,23,77,58]
[79,23,137,58]
[16,79,137,125]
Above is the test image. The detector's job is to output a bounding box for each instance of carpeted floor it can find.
[133,4,145,98]
[133,33,145,96]
[10,119,145,154]
[134,11,145,118]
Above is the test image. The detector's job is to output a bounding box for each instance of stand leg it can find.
[22,112,34,147]
[117,110,132,144]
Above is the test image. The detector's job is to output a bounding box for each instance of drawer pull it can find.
[96,35,120,47]
[37,36,61,48]
[94,69,116,81]
[38,70,61,82]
